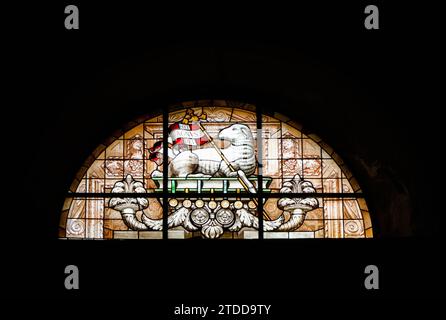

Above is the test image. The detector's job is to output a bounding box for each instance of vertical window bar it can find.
[256,105,264,239]
[162,106,169,239]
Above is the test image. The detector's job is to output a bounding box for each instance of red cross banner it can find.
[148,121,210,164]
[168,122,209,147]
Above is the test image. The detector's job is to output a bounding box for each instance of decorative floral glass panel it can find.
[60,100,372,239]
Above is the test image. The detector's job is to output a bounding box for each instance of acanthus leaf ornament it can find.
[109,174,149,231]
[109,174,318,239]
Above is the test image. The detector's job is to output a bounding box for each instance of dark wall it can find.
[6,1,442,300]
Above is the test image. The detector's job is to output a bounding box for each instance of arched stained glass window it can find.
[59,100,372,239]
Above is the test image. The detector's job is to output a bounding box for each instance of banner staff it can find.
[184,109,271,221]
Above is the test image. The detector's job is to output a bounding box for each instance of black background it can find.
[4,0,443,306]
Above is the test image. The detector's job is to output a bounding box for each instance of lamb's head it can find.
[218,124,253,143]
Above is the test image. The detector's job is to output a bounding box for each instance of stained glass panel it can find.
[59,100,372,239]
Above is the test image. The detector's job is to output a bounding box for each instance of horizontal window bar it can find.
[66,192,364,198]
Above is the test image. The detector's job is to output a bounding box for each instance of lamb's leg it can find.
[220,161,239,177]
[236,169,257,193]
[151,169,163,178]
[226,171,239,178]
[169,152,199,177]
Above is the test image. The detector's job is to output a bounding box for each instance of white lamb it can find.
[153,124,257,178]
